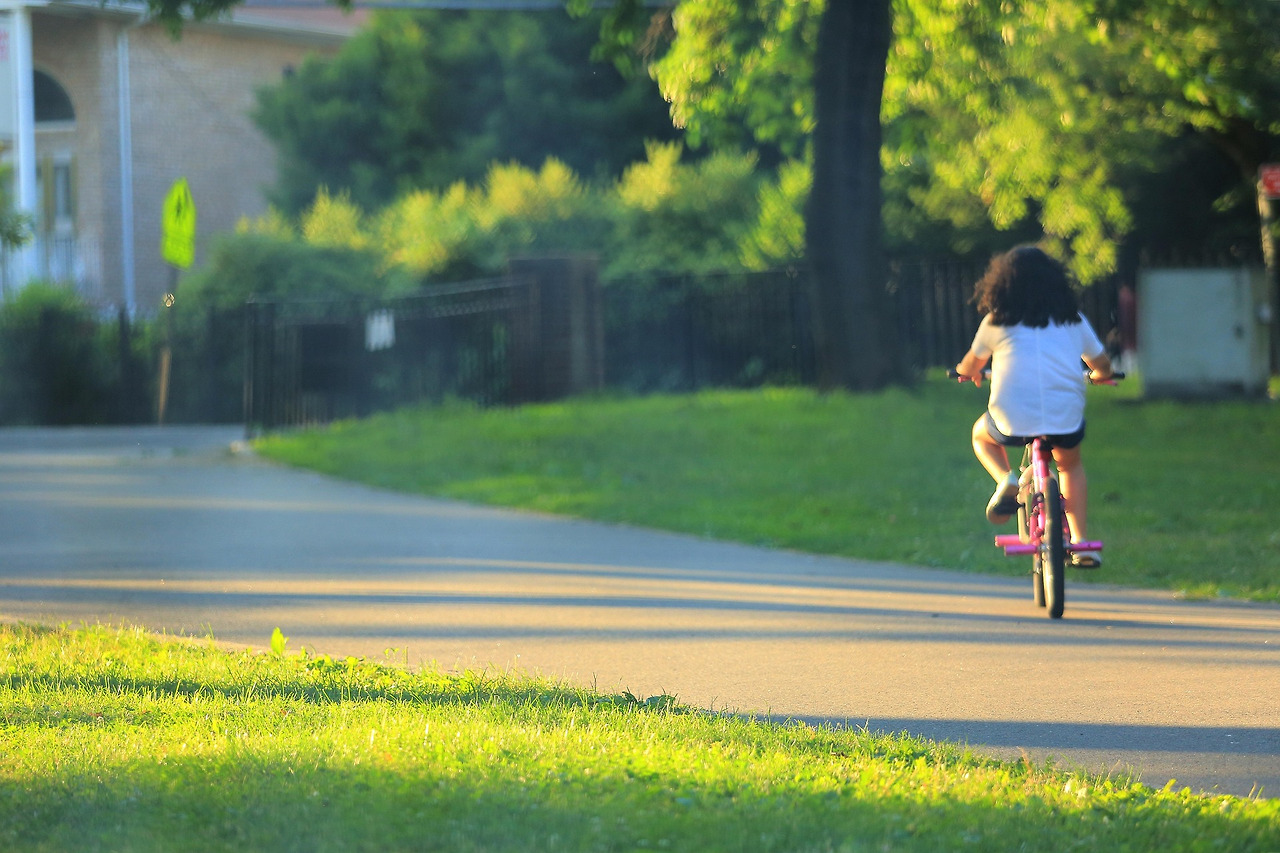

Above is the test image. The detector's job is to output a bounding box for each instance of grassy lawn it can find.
[255,377,1280,602]
[2,622,1277,852]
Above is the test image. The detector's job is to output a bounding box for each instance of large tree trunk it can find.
[805,0,903,390]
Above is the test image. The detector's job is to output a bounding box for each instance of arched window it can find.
[34,69,75,124]
[33,71,77,240]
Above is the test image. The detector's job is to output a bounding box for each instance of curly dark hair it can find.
[972,245,1081,327]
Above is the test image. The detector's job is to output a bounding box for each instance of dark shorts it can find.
[985,412,1085,450]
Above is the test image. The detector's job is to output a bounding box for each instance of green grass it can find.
[2,622,1277,852]
[255,378,1280,602]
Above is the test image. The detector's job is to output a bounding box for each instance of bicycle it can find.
[949,368,1123,619]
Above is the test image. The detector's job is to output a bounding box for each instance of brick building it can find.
[1,0,362,312]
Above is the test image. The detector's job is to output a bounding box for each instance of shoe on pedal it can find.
[985,474,1020,524]
[1071,550,1102,569]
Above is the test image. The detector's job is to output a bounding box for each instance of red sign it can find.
[1261,164,1280,200]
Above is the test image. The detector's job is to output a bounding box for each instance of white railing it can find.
[0,234,106,306]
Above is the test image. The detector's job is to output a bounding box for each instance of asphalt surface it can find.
[1,425,1277,798]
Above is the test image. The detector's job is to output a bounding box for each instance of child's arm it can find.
[955,350,990,387]
[1084,352,1114,383]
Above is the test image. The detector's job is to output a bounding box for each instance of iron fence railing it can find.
[240,262,1127,433]
[603,269,817,393]
[244,279,533,433]
[0,255,1178,430]
[0,235,104,302]
[893,258,1122,370]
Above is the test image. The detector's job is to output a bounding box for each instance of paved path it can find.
[1,426,1277,798]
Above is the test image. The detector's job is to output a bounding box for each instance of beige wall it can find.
[33,9,344,311]
[32,13,112,302]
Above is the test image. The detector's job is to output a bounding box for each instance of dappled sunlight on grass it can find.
[256,382,1280,602]
[3,623,1277,852]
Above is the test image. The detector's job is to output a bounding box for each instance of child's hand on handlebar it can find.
[953,351,991,387]
[951,364,987,387]
[1087,369,1125,385]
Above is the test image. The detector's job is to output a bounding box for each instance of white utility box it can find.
[1138,267,1272,398]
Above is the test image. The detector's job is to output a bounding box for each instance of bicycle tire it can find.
[1021,502,1046,608]
[1042,480,1067,619]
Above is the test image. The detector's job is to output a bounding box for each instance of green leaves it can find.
[608,143,763,277]
[650,0,820,157]
[643,0,1277,279]
[228,145,767,286]
[253,9,678,216]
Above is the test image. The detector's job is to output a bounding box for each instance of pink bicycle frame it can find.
[994,437,1102,557]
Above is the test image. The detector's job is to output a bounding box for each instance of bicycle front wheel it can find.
[1042,480,1067,619]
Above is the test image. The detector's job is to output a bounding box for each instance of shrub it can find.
[374,182,488,280]
[300,189,372,251]
[166,232,417,424]
[478,159,610,261]
[605,143,761,281]
[223,146,772,303]
[375,158,612,281]
[179,231,414,312]
[0,283,117,425]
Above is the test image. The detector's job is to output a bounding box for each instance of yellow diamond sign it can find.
[161,178,197,269]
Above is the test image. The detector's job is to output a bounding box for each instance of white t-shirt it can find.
[970,312,1106,437]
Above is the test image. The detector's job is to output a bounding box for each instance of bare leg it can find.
[971,415,1011,482]
[1052,444,1087,542]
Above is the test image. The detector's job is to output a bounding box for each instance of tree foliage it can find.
[608,142,762,278]
[252,8,680,214]
[135,0,1280,274]
[638,0,1280,280]
[649,0,818,159]
[137,0,1280,392]
[892,0,1278,276]
[223,148,765,291]
[0,165,32,252]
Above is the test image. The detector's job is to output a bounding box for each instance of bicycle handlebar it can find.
[947,368,989,381]
[947,368,1125,384]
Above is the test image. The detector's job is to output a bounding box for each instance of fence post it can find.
[506,280,541,403]
[683,282,698,390]
[507,256,603,401]
[243,302,257,437]
[243,300,276,437]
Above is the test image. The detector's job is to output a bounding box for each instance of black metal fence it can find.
[892,259,1122,369]
[239,261,1126,433]
[165,305,248,424]
[603,269,817,393]
[243,279,534,433]
[604,262,1122,395]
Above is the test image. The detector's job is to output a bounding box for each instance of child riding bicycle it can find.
[953,245,1114,568]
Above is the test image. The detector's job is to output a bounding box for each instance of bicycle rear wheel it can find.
[1042,480,1067,619]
